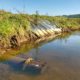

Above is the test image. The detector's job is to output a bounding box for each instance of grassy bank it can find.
[0,10,80,49]
[38,15,80,31]
[0,10,31,48]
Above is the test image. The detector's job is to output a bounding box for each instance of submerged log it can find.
[8,56,46,74]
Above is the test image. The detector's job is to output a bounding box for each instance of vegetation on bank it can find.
[0,10,31,48]
[37,15,80,30]
[0,10,80,49]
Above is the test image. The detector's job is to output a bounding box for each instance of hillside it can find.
[63,14,80,18]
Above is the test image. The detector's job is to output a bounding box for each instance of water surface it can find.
[0,32,80,80]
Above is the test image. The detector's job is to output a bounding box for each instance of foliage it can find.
[0,10,31,38]
[0,10,80,48]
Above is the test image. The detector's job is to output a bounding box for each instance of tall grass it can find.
[0,10,31,48]
[0,10,80,48]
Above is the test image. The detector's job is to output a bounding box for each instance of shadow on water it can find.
[3,60,42,76]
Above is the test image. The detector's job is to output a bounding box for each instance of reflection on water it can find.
[0,32,80,80]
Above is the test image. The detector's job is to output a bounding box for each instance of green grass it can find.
[0,10,30,36]
[0,10,80,48]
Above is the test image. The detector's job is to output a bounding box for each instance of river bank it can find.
[0,10,80,54]
[0,25,80,80]
[0,31,61,55]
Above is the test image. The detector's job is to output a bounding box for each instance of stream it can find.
[0,31,80,80]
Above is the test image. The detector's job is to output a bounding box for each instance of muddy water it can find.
[0,32,80,80]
